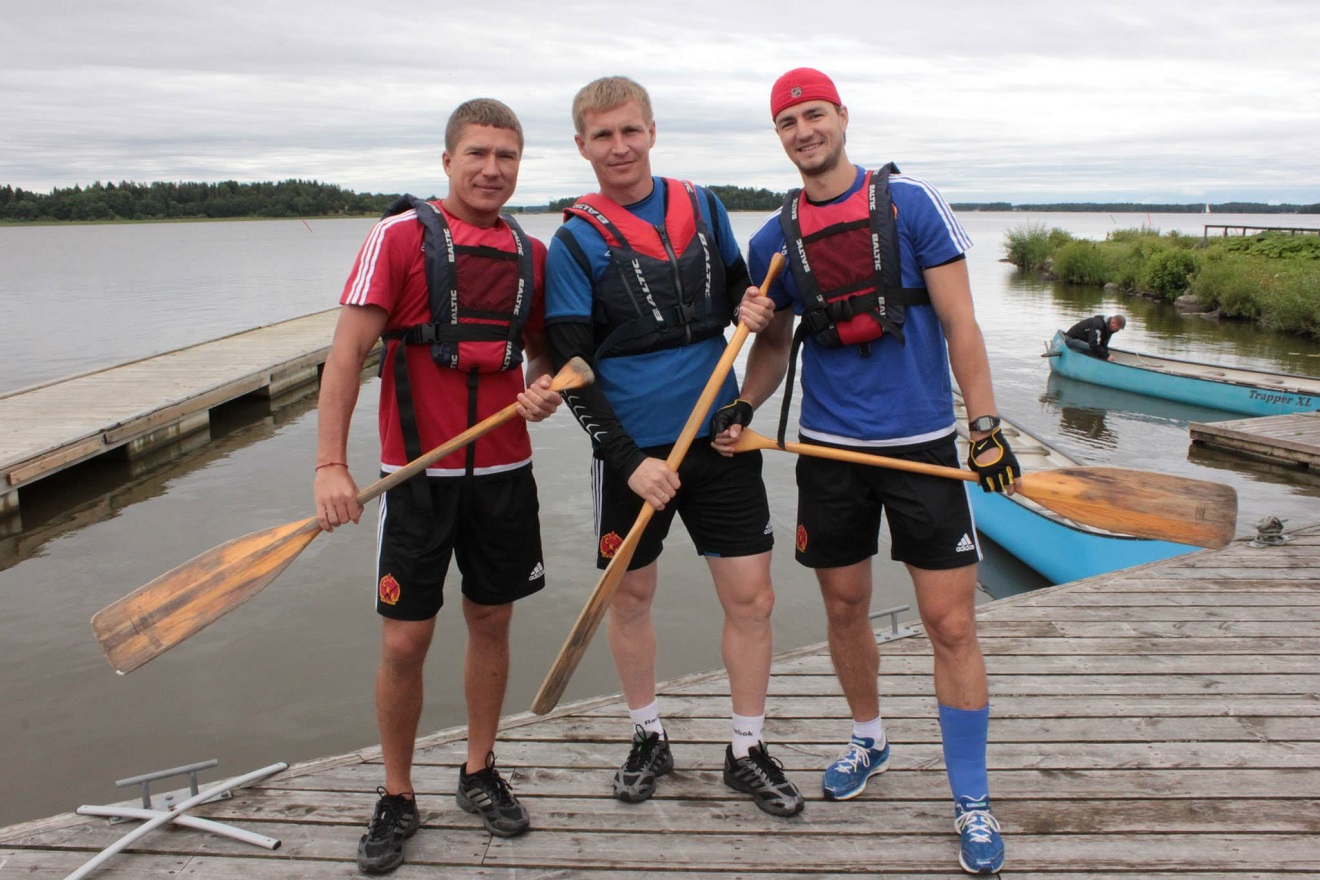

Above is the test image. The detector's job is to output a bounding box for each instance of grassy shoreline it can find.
[1003,224,1320,338]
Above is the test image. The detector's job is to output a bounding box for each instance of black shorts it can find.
[593,440,775,570]
[794,435,979,571]
[375,466,546,620]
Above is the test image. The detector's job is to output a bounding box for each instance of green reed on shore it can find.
[1003,224,1320,337]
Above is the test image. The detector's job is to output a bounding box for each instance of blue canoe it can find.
[1044,330,1320,416]
[953,393,1195,585]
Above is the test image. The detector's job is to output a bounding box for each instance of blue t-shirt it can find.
[748,165,971,446]
[546,177,743,448]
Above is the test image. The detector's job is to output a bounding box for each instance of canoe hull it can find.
[1047,331,1319,416]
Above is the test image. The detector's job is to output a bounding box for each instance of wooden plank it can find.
[989,603,1320,621]
[823,635,1320,656]
[778,653,1320,675]
[976,618,1318,637]
[497,714,1320,745]
[261,762,1320,800]
[665,672,1320,697]
[569,692,1320,719]
[391,738,1318,772]
[4,435,106,485]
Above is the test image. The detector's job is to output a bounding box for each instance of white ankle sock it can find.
[629,700,664,736]
[853,714,886,747]
[731,712,765,759]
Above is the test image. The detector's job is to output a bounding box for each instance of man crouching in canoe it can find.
[715,68,1019,875]
[313,98,562,874]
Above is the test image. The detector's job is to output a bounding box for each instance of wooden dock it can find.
[1203,223,1320,240]
[3,522,1318,877]
[1191,411,1320,469]
[0,310,350,524]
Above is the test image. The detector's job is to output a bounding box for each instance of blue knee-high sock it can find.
[938,703,990,803]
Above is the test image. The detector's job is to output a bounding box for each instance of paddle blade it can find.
[531,511,651,715]
[92,517,322,673]
[1019,467,1237,549]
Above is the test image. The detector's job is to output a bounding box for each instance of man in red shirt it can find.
[314,98,562,874]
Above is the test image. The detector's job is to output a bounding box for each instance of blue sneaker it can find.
[821,735,890,800]
[954,795,1005,874]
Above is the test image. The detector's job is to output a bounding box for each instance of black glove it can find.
[967,427,1020,493]
[710,398,754,435]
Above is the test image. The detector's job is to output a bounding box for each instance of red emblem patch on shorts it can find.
[378,573,401,606]
[599,532,623,559]
[795,524,808,553]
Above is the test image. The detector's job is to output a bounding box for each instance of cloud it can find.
[3,0,1318,205]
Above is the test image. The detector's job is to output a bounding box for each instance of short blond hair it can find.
[571,76,653,134]
[445,98,524,153]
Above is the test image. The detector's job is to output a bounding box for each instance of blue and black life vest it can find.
[559,178,731,359]
[378,195,535,482]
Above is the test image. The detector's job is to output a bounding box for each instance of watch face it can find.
[971,416,999,432]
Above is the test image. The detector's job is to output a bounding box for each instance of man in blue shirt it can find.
[545,76,803,818]
[716,68,1019,874]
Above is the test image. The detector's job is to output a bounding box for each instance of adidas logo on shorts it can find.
[763,519,774,535]
[528,561,545,581]
[955,533,975,553]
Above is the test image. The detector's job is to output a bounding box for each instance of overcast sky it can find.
[3,1,1317,206]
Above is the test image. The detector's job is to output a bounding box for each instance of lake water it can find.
[1,211,1318,827]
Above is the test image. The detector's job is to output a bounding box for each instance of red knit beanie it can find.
[770,68,841,119]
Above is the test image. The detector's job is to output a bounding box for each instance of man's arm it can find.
[925,259,1018,494]
[314,303,387,530]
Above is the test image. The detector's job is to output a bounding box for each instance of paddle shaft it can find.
[93,358,593,674]
[530,253,786,715]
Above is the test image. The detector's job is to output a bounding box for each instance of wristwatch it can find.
[968,414,1001,433]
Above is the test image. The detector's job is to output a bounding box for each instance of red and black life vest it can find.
[380,194,534,373]
[775,164,932,446]
[779,163,930,351]
[378,195,535,482]
[562,178,730,359]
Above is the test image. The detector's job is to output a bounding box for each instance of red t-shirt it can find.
[340,202,547,476]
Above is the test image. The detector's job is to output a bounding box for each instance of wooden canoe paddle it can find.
[730,428,1237,549]
[92,357,595,675]
[530,253,786,715]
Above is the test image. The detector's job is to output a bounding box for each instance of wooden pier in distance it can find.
[1191,411,1320,470]
[1203,223,1320,241]
[3,521,1318,877]
[0,310,353,526]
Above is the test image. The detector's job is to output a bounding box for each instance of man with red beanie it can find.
[715,67,1015,874]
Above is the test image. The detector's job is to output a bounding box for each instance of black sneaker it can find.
[456,752,530,838]
[356,787,420,875]
[613,725,674,803]
[723,742,805,817]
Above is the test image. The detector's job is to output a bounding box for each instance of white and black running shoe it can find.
[456,752,530,838]
[723,742,805,817]
[356,787,420,874]
[613,725,674,802]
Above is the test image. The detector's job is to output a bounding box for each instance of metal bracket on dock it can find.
[869,604,916,642]
[113,758,224,817]
[68,760,287,880]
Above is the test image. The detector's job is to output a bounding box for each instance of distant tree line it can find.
[6,179,1317,223]
[0,180,402,222]
[952,201,1320,214]
[547,184,787,214]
